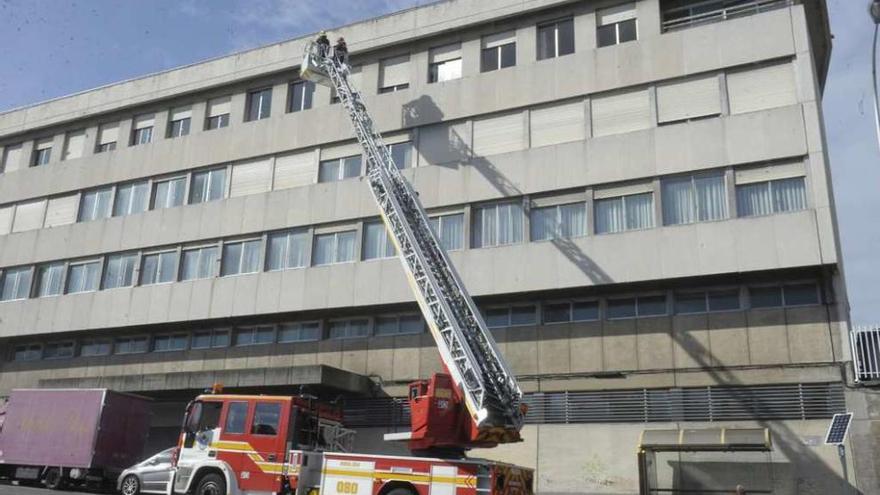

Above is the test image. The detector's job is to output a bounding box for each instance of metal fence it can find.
[851,325,880,383]
[661,0,793,32]
[343,382,844,427]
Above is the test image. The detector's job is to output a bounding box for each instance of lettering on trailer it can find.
[323,459,375,495]
[322,459,476,490]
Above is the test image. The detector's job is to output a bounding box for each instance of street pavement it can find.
[0,483,103,494]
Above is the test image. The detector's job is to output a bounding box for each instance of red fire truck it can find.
[169,41,533,495]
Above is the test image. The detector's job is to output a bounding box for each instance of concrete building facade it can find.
[0,0,871,493]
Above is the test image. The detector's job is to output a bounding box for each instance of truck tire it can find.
[43,467,65,490]
[196,473,226,495]
[120,474,141,495]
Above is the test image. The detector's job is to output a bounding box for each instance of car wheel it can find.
[121,474,141,495]
[196,473,226,495]
[43,467,65,490]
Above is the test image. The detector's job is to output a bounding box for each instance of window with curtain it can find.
[530,202,586,241]
[363,221,396,260]
[141,251,178,285]
[66,260,101,294]
[115,336,149,354]
[102,252,137,289]
[151,176,186,210]
[537,18,575,60]
[543,300,599,323]
[313,231,357,265]
[78,187,113,222]
[221,239,262,276]
[429,213,464,251]
[594,193,654,234]
[44,341,75,359]
[113,181,149,217]
[181,245,219,281]
[318,155,361,182]
[0,266,32,301]
[36,262,65,297]
[736,177,806,218]
[153,334,188,352]
[32,138,52,166]
[473,201,524,248]
[267,229,309,271]
[661,172,728,225]
[190,168,226,203]
[80,339,112,356]
[328,319,371,339]
[278,322,321,343]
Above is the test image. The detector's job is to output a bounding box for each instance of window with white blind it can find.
[78,187,113,222]
[379,55,410,93]
[66,260,101,294]
[2,144,22,173]
[481,31,516,72]
[537,18,574,60]
[96,123,119,152]
[0,206,11,235]
[132,114,155,146]
[543,300,600,323]
[530,202,586,241]
[32,137,53,166]
[472,201,524,248]
[113,181,149,217]
[221,239,262,276]
[318,155,361,182]
[44,194,79,228]
[12,199,46,233]
[288,80,315,112]
[278,322,321,343]
[483,304,538,328]
[141,251,178,285]
[656,73,722,124]
[596,3,638,47]
[168,106,192,138]
[36,262,65,297]
[363,220,395,260]
[661,172,728,225]
[429,213,465,251]
[190,168,227,203]
[727,62,798,115]
[230,158,272,197]
[594,183,655,234]
[0,266,32,301]
[267,229,309,271]
[530,99,586,148]
[206,96,231,130]
[246,88,272,121]
[418,121,469,166]
[313,230,356,265]
[375,314,424,336]
[151,176,186,209]
[103,252,137,289]
[62,130,86,161]
[473,112,525,156]
[328,319,371,339]
[180,245,219,281]
[592,88,652,137]
[428,44,462,83]
[274,151,316,189]
[737,177,806,217]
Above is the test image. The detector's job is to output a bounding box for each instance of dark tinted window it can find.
[607,298,636,319]
[784,284,819,306]
[638,295,667,316]
[749,286,783,308]
[618,18,638,42]
[251,402,282,436]
[544,302,570,323]
[675,292,707,314]
[197,401,223,431]
[597,24,617,47]
[225,402,249,434]
[572,301,600,321]
[708,289,741,311]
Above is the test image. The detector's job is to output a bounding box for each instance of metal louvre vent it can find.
[342,383,844,427]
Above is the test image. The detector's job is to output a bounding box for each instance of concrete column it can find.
[117,119,133,149]
[82,125,99,157]
[189,101,207,136]
[517,25,536,65]
[230,92,248,124]
[152,109,170,142]
[575,9,596,53]
[724,167,736,217]
[272,82,289,116]
[50,133,66,166]
[652,177,663,228]
[10,139,34,172]
[637,0,662,39]
[360,61,380,96]
[585,186,595,236]
[461,37,481,78]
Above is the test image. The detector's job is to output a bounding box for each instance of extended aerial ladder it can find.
[301,43,525,455]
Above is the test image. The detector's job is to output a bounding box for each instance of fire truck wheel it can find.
[196,473,227,495]
[386,486,417,495]
[43,467,65,490]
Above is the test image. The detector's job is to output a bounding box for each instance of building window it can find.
[115,336,149,355]
[96,123,119,152]
[607,295,668,319]
[363,221,395,261]
[543,300,600,323]
[234,326,275,346]
[44,341,75,359]
[2,143,22,173]
[80,339,112,356]
[736,177,807,218]
[483,304,538,328]
[481,31,516,72]
[180,245,219,281]
[328,319,371,339]
[288,80,315,112]
[32,138,53,166]
[661,172,728,226]
[66,260,101,294]
[189,168,226,203]
[428,44,462,83]
[429,213,465,251]
[191,330,230,349]
[594,192,654,234]
[530,202,586,241]
[313,231,357,266]
[153,334,188,352]
[388,142,412,169]
[103,252,137,289]
[749,283,819,309]
[674,289,741,314]
[13,344,42,361]
[221,239,262,276]
[318,155,361,182]
[267,229,309,271]
[168,106,192,138]
[246,88,272,121]
[151,176,187,210]
[278,322,321,343]
[206,96,231,130]
[132,114,155,145]
[537,18,574,60]
[36,262,65,297]
[78,187,113,222]
[0,266,32,301]
[597,3,638,47]
[375,314,424,336]
[62,130,86,161]
[113,181,149,217]
[472,201,524,248]
[141,251,178,285]
[379,55,411,93]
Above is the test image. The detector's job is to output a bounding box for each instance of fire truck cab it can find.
[171,393,534,495]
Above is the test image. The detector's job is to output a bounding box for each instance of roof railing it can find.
[661,0,793,32]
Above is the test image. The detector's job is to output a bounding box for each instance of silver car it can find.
[117,447,175,495]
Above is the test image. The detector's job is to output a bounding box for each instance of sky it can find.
[0,0,878,322]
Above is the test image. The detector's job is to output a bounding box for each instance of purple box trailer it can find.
[0,388,151,490]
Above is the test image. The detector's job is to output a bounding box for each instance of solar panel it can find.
[824,412,853,445]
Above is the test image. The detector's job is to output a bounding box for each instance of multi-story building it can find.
[0,0,872,493]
